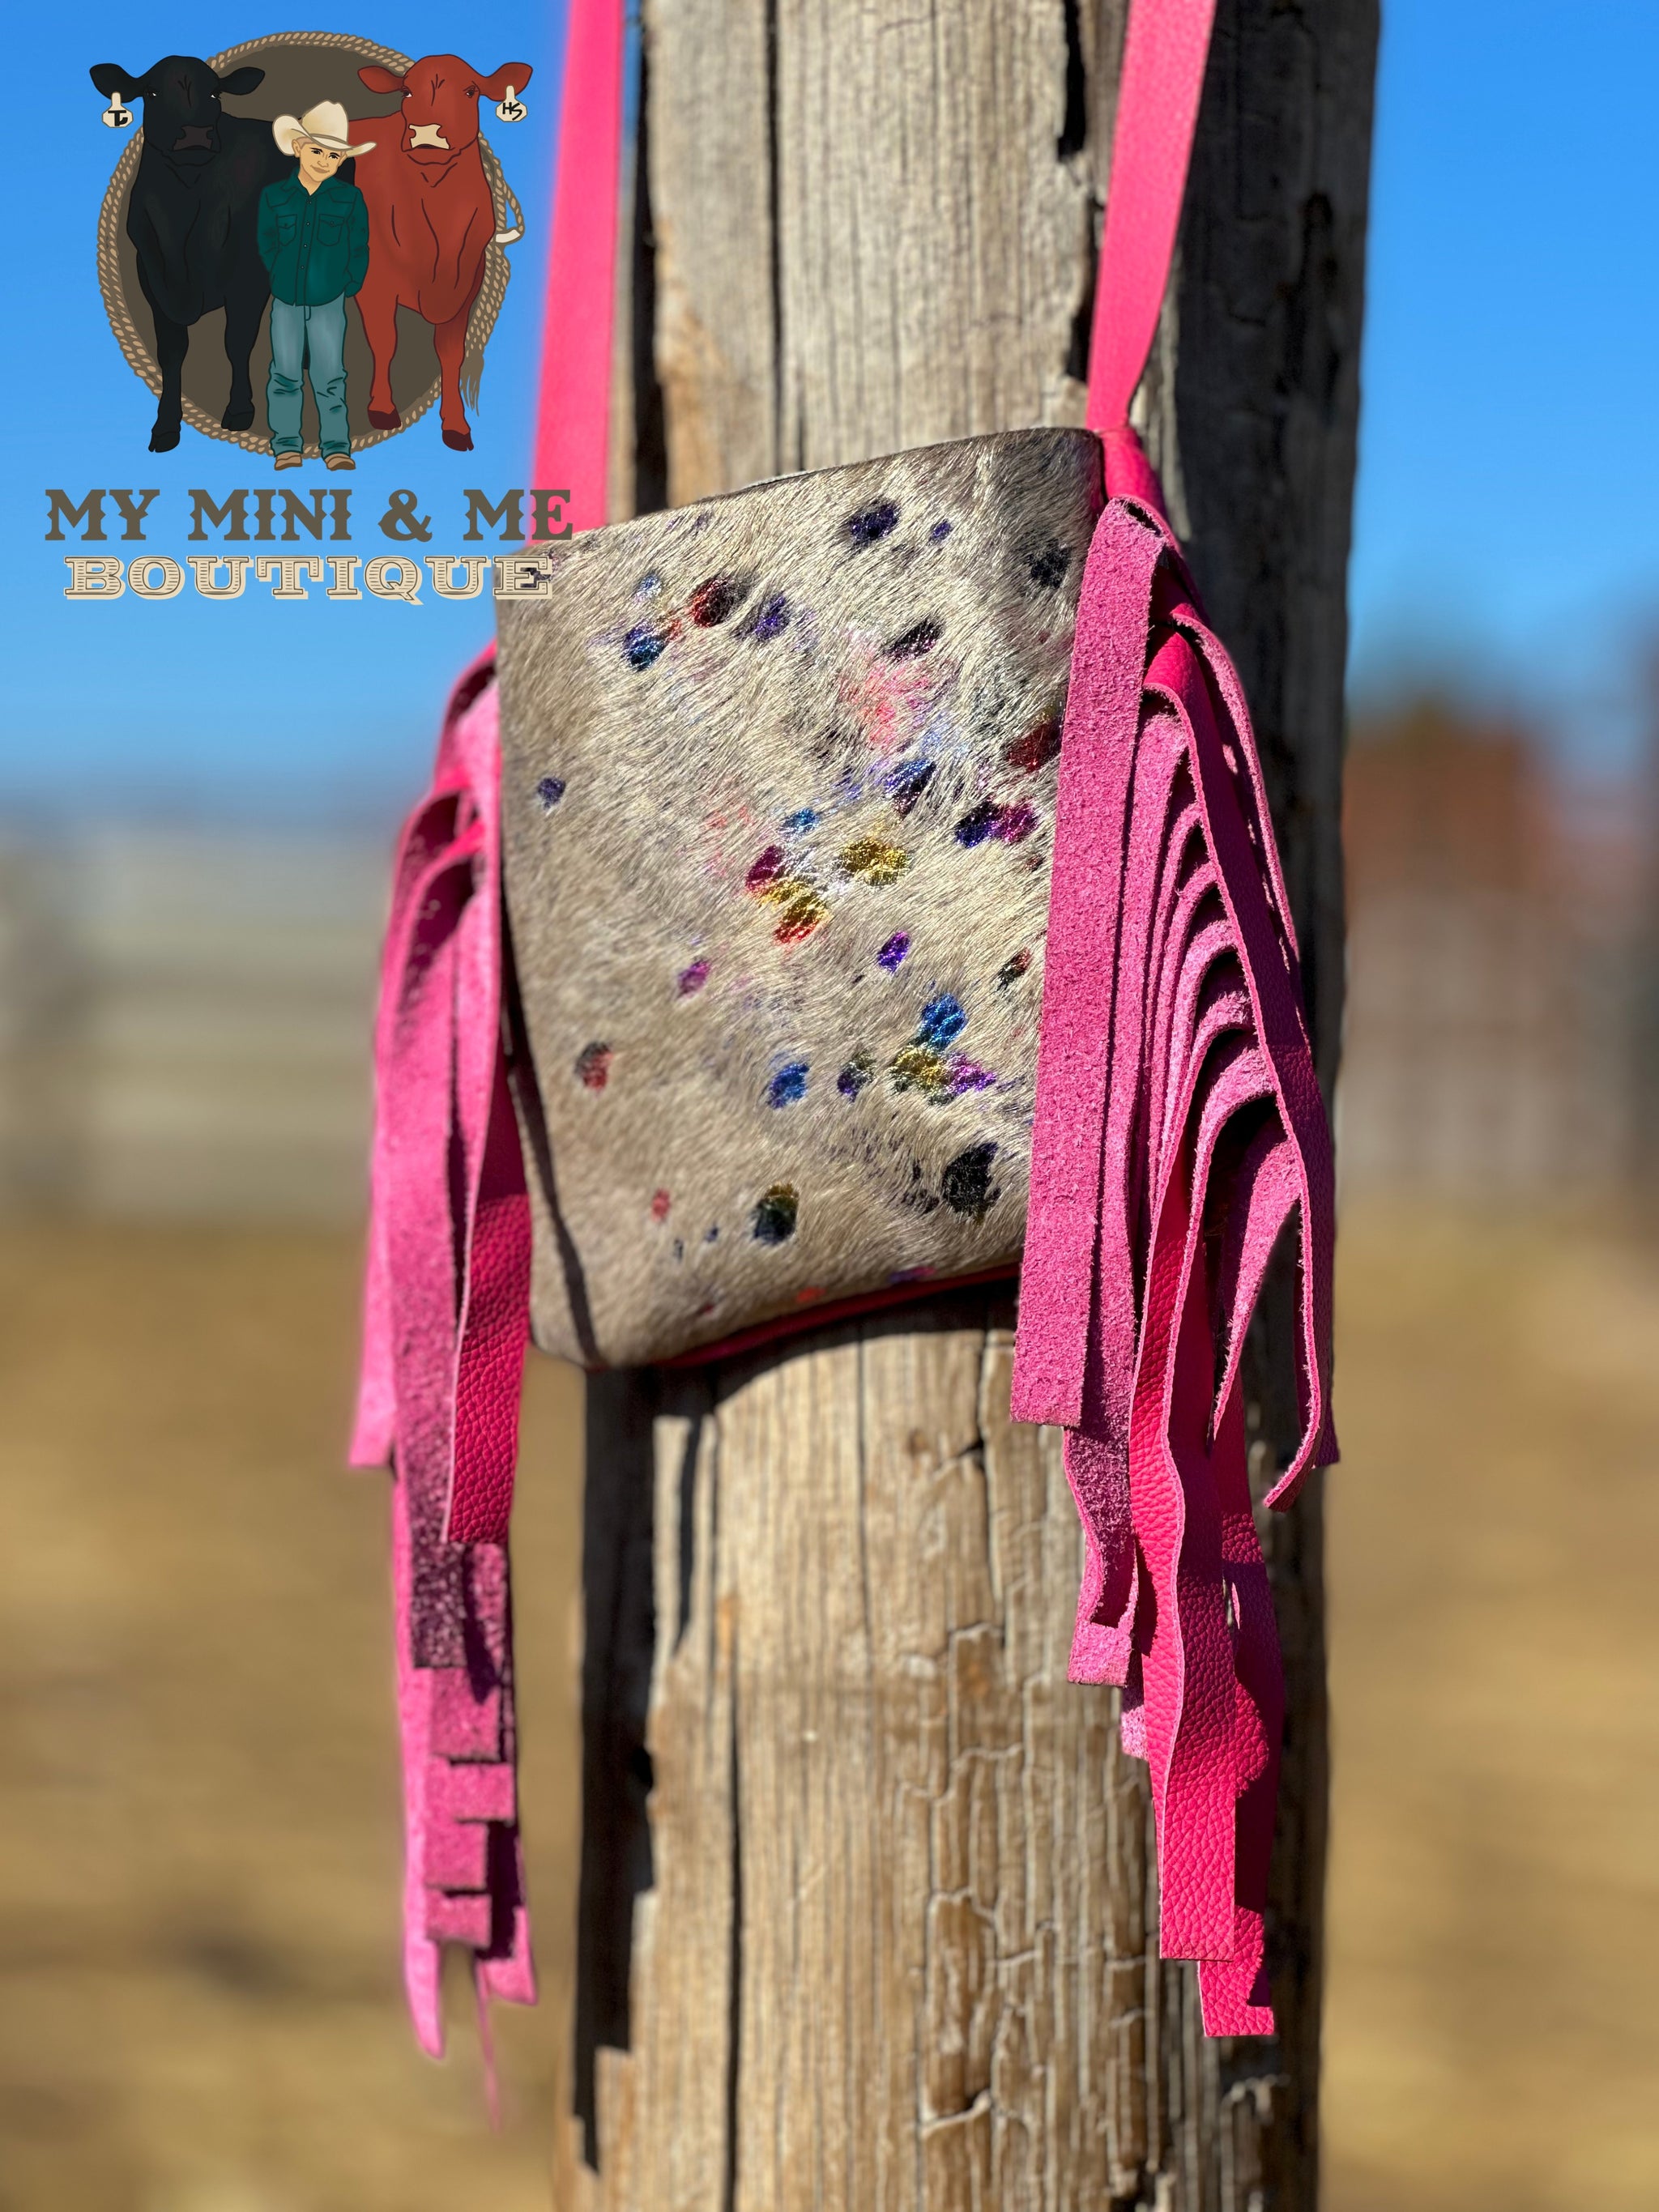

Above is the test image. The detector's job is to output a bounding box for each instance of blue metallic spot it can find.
[535,776,566,812]
[885,758,936,816]
[624,624,669,669]
[916,994,966,1051]
[767,1061,809,1107]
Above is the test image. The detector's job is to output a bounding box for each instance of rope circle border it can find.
[94,31,524,457]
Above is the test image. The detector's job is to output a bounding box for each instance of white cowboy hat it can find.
[272,100,376,159]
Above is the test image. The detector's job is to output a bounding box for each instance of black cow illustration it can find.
[91,57,289,452]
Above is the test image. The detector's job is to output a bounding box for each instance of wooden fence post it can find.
[561,4,1376,2205]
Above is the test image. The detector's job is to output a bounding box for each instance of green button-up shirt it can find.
[257,173,369,306]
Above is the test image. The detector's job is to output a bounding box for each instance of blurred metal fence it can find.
[1337,705,1648,1200]
[2,710,1652,1220]
[0,828,388,1221]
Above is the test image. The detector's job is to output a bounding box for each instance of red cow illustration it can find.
[350,55,531,451]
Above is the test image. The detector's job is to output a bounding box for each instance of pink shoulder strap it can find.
[533,0,1218,524]
[531,0,626,524]
[1086,0,1218,497]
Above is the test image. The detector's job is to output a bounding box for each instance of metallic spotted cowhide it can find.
[496,426,1105,1366]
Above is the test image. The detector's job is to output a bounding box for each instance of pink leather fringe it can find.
[350,654,535,2053]
[1012,472,1337,2036]
[353,0,630,2056]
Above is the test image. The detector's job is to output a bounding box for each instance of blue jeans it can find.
[267,296,350,456]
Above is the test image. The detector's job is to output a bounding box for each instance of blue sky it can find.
[1,0,1653,825]
[1349,0,1659,771]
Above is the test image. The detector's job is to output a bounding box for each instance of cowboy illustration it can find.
[257,101,373,469]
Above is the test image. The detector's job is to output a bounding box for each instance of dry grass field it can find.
[0,1225,584,2212]
[1323,1201,1659,2212]
[1,1202,1656,2210]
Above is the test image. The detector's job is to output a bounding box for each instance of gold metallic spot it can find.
[838,836,911,886]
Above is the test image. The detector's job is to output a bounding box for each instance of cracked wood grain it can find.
[569,4,1375,2206]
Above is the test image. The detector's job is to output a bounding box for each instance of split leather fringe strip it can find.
[350,651,535,2054]
[1012,492,1337,2037]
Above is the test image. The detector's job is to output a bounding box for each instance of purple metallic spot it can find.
[767,1060,809,1108]
[847,498,900,548]
[946,1057,996,1095]
[929,520,953,543]
[677,957,710,996]
[746,845,786,890]
[993,802,1038,845]
[535,775,566,812]
[876,931,911,973]
[838,1053,875,1098]
[751,593,791,642]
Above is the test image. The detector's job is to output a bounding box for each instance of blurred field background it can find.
[2,697,1657,2211]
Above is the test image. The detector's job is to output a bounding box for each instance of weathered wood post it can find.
[564,4,1375,2206]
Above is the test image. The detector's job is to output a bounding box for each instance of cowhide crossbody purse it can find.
[497,423,1101,1366]
[352,0,1337,2060]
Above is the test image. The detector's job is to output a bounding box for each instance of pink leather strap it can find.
[531,0,1214,522]
[1086,0,1217,437]
[531,0,627,526]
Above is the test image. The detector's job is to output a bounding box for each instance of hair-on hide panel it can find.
[496,426,1104,1366]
